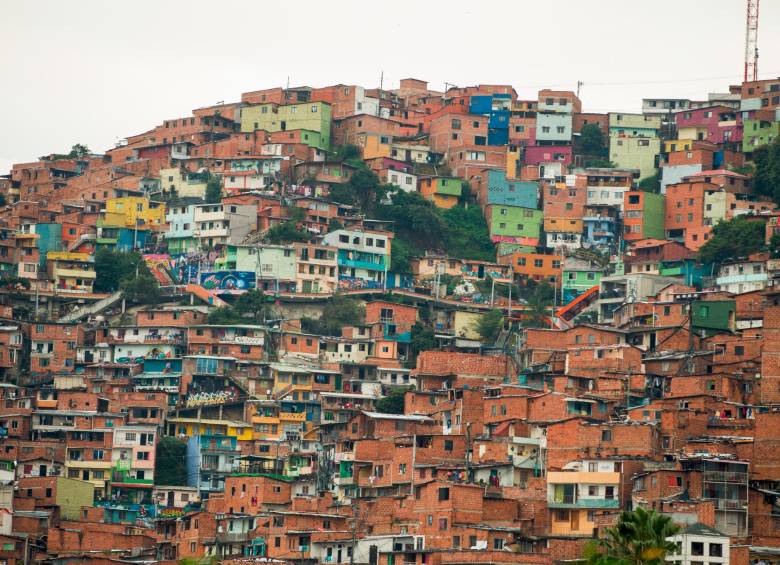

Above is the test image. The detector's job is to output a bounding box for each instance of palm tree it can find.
[586,507,680,565]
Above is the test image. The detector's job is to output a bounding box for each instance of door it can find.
[337,546,342,562]
[82,470,89,481]
[167,491,174,507]
[570,509,580,531]
[39,465,47,477]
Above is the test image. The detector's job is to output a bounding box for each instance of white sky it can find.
[2,0,779,173]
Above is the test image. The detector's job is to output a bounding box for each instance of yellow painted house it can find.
[104,197,166,229]
[158,168,209,199]
[358,133,392,159]
[46,251,96,293]
[271,363,314,398]
[166,417,253,442]
[663,139,694,153]
[251,401,284,441]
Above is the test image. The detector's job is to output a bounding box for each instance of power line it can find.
[517,70,780,91]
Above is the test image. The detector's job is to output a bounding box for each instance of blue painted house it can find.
[478,169,538,209]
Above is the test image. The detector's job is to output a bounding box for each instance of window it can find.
[451,119,461,130]
[691,542,704,556]
[601,429,612,441]
[444,439,453,451]
[534,259,543,268]
[438,487,450,501]
[493,538,504,550]
[709,543,723,557]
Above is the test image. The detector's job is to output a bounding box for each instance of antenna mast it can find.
[744,0,760,82]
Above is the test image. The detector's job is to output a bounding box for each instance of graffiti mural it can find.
[200,271,256,291]
[337,276,384,291]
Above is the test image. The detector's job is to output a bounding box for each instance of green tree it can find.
[300,296,365,336]
[390,238,416,274]
[753,137,780,204]
[328,218,344,232]
[375,387,410,414]
[68,143,90,158]
[155,436,188,486]
[476,309,503,343]
[120,271,161,304]
[264,221,311,244]
[698,216,767,266]
[638,173,660,193]
[328,183,358,205]
[409,321,435,366]
[207,306,243,324]
[523,282,554,328]
[318,295,365,336]
[576,124,607,157]
[0,276,31,290]
[334,144,364,167]
[205,175,222,204]
[441,205,495,261]
[234,289,275,323]
[770,233,780,259]
[94,249,143,292]
[587,507,679,565]
[347,168,389,214]
[584,158,616,168]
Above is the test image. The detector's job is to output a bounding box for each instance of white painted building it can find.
[666,523,729,565]
[384,169,417,192]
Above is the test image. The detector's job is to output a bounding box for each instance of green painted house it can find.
[692,300,736,333]
[240,102,332,149]
[485,204,543,245]
[743,119,779,152]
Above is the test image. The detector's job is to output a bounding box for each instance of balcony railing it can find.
[711,498,747,510]
[704,471,748,483]
[111,474,153,486]
[217,531,250,543]
[548,497,620,509]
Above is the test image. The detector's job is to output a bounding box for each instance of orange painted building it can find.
[498,252,563,284]
[664,181,712,251]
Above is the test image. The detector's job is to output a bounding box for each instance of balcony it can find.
[279,412,306,422]
[221,335,264,346]
[54,268,97,279]
[339,257,385,271]
[704,471,749,483]
[715,273,767,286]
[111,474,154,486]
[217,531,250,544]
[599,289,625,300]
[333,475,354,486]
[548,497,620,509]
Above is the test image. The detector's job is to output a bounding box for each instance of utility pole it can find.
[576,80,583,98]
[378,71,383,117]
[465,422,472,483]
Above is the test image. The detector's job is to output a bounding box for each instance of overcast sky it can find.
[2,0,779,173]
